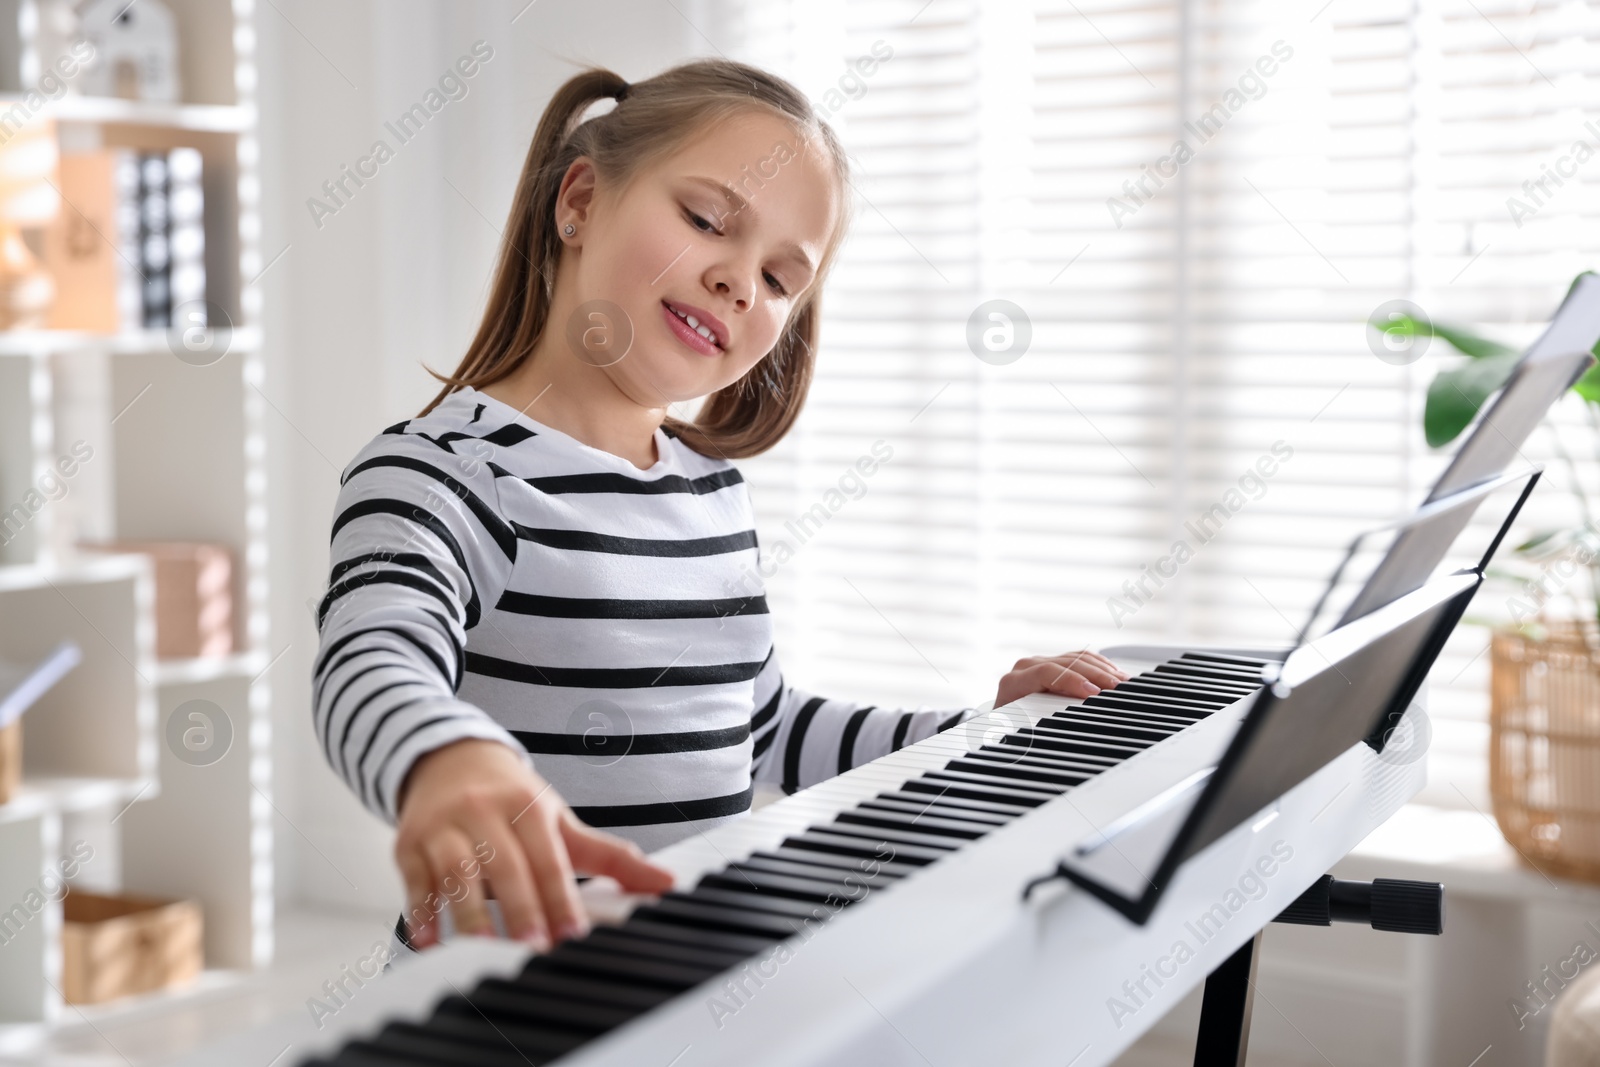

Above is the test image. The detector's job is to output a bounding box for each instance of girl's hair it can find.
[419,59,853,459]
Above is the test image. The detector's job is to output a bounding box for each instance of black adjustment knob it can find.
[1274,876,1444,935]
[1274,874,1332,926]
[1370,878,1444,935]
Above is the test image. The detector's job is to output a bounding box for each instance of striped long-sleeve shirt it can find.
[313,386,976,851]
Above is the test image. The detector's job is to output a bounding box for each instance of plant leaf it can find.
[1424,351,1521,447]
[1425,321,1518,360]
[1514,529,1568,554]
[1370,311,1519,360]
[1573,361,1600,404]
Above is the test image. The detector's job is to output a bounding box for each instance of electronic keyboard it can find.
[183,643,1426,1067]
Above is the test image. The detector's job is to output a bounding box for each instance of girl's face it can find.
[566,110,839,409]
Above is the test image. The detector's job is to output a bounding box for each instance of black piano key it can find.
[1179,651,1274,668]
[619,916,781,957]
[990,733,1131,764]
[1081,697,1203,723]
[783,829,947,865]
[748,847,919,880]
[1033,715,1177,743]
[1005,725,1145,758]
[970,745,1108,777]
[874,788,1032,818]
[858,797,1014,825]
[944,756,1087,788]
[914,769,1064,801]
[1043,717,1190,744]
[543,941,729,988]
[1051,704,1200,729]
[903,772,1057,806]
[420,1009,597,1059]
[702,867,880,904]
[820,819,964,851]
[438,984,638,1033]
[724,854,903,890]
[973,738,1120,769]
[1110,679,1237,705]
[305,1053,408,1067]
[1081,689,1221,715]
[583,926,754,970]
[1084,687,1218,710]
[634,896,813,939]
[365,1018,578,1065]
[331,1038,486,1067]
[506,966,675,1011]
[1153,662,1262,686]
[668,886,840,922]
[834,808,990,840]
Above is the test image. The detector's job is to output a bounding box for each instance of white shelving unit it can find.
[0,0,271,1049]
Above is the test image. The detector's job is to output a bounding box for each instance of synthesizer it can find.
[183,643,1425,1067]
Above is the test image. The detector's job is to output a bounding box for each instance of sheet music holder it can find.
[1334,272,1600,629]
[1026,472,1535,924]
[1025,276,1600,925]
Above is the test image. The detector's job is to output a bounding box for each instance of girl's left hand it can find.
[994,651,1131,709]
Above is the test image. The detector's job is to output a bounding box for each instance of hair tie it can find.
[614,81,631,103]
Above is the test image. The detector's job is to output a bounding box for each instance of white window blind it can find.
[715,0,1600,810]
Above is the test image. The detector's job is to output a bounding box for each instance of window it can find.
[716,0,1600,810]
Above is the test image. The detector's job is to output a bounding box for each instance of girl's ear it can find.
[556,157,601,230]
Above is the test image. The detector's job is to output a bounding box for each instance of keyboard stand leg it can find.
[1192,929,1262,1067]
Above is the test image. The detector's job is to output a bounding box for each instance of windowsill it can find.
[1336,803,1600,904]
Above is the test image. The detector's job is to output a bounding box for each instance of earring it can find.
[563,224,575,236]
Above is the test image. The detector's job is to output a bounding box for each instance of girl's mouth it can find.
[661,300,724,357]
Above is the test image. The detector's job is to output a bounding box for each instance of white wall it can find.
[254,0,705,913]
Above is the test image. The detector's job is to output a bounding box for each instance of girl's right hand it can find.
[393,737,676,950]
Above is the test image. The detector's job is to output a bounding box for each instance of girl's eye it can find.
[686,208,787,296]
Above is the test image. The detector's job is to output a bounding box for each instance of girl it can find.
[314,57,1128,958]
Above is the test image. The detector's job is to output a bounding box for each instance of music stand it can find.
[1026,467,1538,926]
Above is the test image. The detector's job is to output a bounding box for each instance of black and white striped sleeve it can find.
[748,648,978,794]
[313,431,529,825]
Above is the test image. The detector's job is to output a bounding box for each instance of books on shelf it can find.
[41,146,204,333]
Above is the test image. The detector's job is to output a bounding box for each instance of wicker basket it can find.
[1490,623,1600,884]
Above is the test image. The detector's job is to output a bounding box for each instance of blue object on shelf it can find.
[0,642,83,729]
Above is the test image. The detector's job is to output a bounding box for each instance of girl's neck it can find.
[479,344,665,472]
